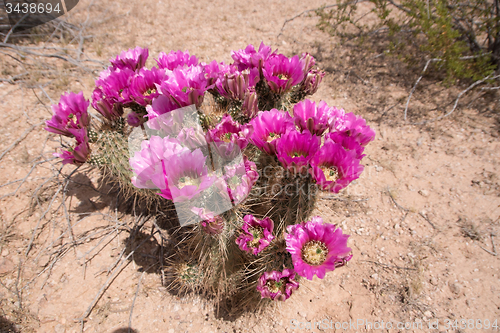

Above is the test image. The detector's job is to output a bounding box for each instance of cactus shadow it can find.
[65,171,119,214]
[123,230,164,273]
[0,315,18,333]
[111,328,138,333]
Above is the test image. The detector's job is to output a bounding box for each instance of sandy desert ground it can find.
[0,0,499,332]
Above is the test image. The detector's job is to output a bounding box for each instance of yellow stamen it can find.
[248,226,264,248]
[178,176,201,189]
[302,240,328,265]
[266,132,278,143]
[320,166,339,182]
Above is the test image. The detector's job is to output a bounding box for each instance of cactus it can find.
[45,44,375,315]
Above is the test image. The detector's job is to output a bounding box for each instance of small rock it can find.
[430,277,438,285]
[0,258,14,274]
[418,190,430,197]
[424,311,432,318]
[449,283,461,294]
[1,248,9,257]
[371,274,379,279]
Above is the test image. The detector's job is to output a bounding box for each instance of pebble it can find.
[418,189,430,197]
[449,283,461,294]
[371,274,379,279]
[424,311,432,318]
[0,258,14,274]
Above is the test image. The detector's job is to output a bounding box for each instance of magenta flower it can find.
[158,66,210,108]
[241,88,259,118]
[129,67,167,106]
[309,141,364,193]
[248,109,294,155]
[53,128,90,165]
[110,46,149,71]
[285,217,352,280]
[263,54,305,94]
[207,114,252,151]
[331,112,376,147]
[91,88,124,120]
[202,60,229,86]
[158,149,217,202]
[129,136,189,189]
[299,53,316,75]
[256,269,299,301]
[127,111,146,127]
[236,215,275,255]
[231,42,275,71]
[145,94,179,122]
[156,50,198,70]
[300,69,325,96]
[45,91,90,137]
[223,156,259,205]
[325,132,365,159]
[293,99,343,136]
[97,67,135,105]
[176,127,207,150]
[276,130,320,171]
[191,207,224,235]
[216,66,259,100]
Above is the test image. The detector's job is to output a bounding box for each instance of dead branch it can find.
[404,58,442,121]
[128,272,145,333]
[361,260,417,271]
[418,212,438,230]
[479,233,498,256]
[0,121,44,163]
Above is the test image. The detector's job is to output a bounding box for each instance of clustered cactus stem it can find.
[45,42,375,314]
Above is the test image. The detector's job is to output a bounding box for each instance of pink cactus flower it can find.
[96,67,135,105]
[158,66,210,108]
[241,87,259,118]
[129,67,167,106]
[276,129,320,171]
[248,109,294,155]
[231,42,275,72]
[110,46,149,71]
[53,128,90,165]
[156,50,198,70]
[293,99,343,136]
[236,215,275,255]
[158,148,217,202]
[202,60,229,86]
[300,69,325,96]
[129,136,189,189]
[191,207,225,235]
[216,66,259,100]
[256,269,299,301]
[309,141,364,193]
[330,112,376,147]
[126,112,146,127]
[91,88,124,121]
[285,216,352,280]
[223,156,259,205]
[45,91,90,137]
[263,54,305,94]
